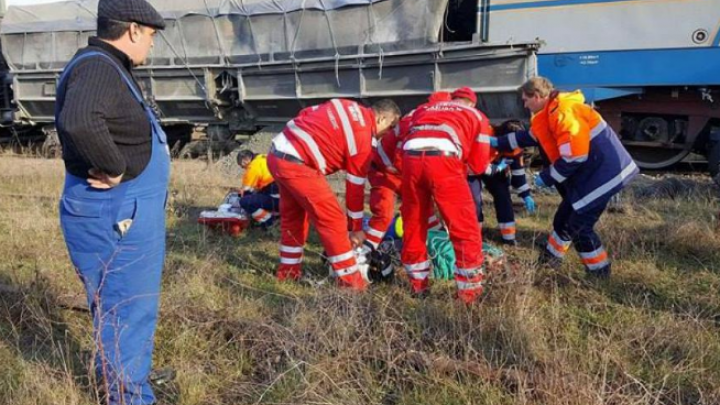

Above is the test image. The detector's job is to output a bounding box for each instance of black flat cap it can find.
[98,0,166,30]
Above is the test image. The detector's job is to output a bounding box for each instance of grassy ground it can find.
[1,155,719,405]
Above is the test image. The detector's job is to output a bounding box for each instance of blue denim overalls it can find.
[57,51,170,405]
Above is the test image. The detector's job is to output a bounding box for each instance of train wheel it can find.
[624,144,690,170]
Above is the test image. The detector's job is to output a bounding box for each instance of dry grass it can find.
[1,155,719,405]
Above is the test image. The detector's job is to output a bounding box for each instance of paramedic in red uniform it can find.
[492,77,638,277]
[400,87,492,303]
[267,98,400,289]
[364,92,451,249]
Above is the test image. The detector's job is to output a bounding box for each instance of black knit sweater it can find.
[57,37,152,181]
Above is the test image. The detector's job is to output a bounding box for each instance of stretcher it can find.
[197,192,250,237]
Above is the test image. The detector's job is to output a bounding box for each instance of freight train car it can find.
[0,0,537,156]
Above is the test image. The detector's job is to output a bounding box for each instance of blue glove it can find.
[534,174,547,189]
[489,137,499,148]
[494,159,509,173]
[523,195,536,214]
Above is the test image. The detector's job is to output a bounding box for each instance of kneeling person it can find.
[237,150,279,228]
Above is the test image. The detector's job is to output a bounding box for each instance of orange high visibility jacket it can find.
[497,91,638,212]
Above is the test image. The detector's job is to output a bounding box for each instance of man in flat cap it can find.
[55,0,168,404]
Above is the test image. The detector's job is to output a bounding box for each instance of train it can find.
[0,0,537,156]
[0,0,718,181]
[481,0,720,177]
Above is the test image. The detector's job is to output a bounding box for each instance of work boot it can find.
[501,239,517,247]
[337,271,369,291]
[536,248,563,270]
[456,287,483,304]
[586,263,611,279]
[412,289,431,300]
[277,265,302,281]
[259,217,276,230]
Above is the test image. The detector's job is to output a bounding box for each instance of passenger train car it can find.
[481,0,720,175]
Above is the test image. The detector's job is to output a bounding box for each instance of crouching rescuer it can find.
[236,150,279,228]
[364,92,451,250]
[401,87,492,303]
[268,98,400,289]
[492,77,638,277]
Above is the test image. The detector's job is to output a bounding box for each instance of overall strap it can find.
[56,51,146,110]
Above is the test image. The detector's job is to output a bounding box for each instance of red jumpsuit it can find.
[400,101,492,302]
[366,121,405,248]
[365,98,447,249]
[267,99,376,289]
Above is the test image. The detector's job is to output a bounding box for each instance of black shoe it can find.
[368,248,395,283]
[536,248,563,270]
[586,263,611,279]
[501,239,517,247]
[412,289,431,300]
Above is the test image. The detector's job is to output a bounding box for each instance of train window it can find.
[443,0,477,42]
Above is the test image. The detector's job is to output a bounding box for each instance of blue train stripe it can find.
[538,47,720,91]
[484,0,643,11]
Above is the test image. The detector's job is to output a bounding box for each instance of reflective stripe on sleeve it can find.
[366,227,385,238]
[347,174,366,185]
[287,120,327,173]
[550,166,567,183]
[331,99,357,156]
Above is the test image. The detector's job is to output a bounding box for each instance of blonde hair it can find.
[520,77,554,98]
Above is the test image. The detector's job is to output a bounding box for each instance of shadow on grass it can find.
[592,267,720,326]
[0,272,97,403]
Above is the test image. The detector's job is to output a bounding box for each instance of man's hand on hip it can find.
[88,168,123,189]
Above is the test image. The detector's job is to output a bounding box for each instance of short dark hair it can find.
[236,150,255,165]
[371,99,401,119]
[493,119,526,136]
[97,17,132,41]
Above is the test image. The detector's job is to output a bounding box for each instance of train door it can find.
[442,0,479,42]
